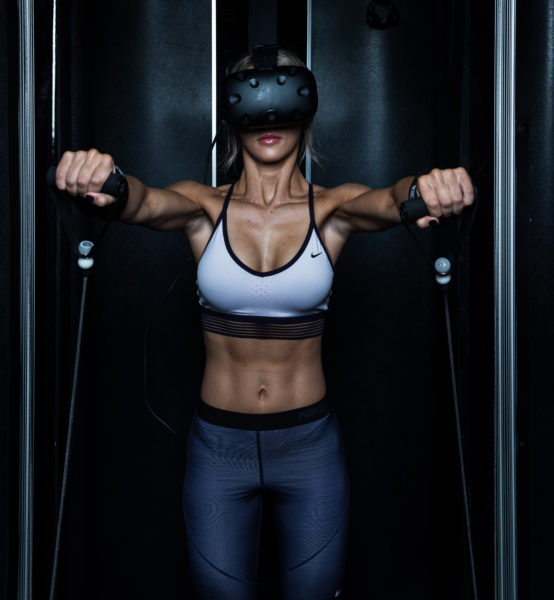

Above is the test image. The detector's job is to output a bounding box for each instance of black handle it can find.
[399,197,428,223]
[46,166,127,199]
[399,184,479,224]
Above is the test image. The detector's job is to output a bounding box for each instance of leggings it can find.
[183,398,350,600]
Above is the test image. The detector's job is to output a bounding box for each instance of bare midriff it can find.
[201,331,326,413]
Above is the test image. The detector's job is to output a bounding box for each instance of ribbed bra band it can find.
[200,307,325,340]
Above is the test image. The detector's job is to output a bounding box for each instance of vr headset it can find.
[221,45,318,128]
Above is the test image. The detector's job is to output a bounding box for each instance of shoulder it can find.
[161,180,233,229]
[312,182,373,212]
[168,179,230,210]
[165,179,228,202]
[313,182,372,200]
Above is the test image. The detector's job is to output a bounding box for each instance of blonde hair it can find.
[220,48,320,178]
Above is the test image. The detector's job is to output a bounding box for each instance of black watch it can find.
[408,177,420,202]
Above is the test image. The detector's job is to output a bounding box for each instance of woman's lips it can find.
[257,133,281,144]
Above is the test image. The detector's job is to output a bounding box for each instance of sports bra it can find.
[197,183,334,339]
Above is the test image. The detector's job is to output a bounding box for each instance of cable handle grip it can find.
[399,182,479,224]
[399,197,428,223]
[46,165,127,199]
[399,176,428,224]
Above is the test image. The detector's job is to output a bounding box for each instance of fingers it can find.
[82,191,118,207]
[416,215,440,230]
[55,149,116,206]
[416,167,474,228]
[454,167,475,207]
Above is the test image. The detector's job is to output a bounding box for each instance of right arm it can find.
[54,148,211,234]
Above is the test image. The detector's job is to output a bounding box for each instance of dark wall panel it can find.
[57,2,212,598]
[516,2,554,598]
[312,1,485,598]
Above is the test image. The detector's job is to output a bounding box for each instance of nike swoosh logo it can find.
[311,251,322,258]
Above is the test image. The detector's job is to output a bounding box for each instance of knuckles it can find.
[90,174,107,187]
[418,166,473,215]
[454,166,470,178]
[57,148,114,195]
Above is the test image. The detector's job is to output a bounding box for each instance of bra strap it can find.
[214,182,234,227]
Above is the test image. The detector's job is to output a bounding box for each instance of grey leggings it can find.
[183,400,350,599]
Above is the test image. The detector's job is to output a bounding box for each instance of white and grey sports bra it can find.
[196,183,333,339]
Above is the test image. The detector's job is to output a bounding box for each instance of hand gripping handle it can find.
[399,180,479,224]
[46,166,128,199]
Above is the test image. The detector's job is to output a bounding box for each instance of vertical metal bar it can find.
[494,1,518,599]
[50,0,57,160]
[305,0,312,181]
[211,0,217,187]
[18,0,35,598]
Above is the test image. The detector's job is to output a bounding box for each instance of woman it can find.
[55,49,473,600]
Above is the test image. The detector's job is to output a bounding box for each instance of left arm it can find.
[327,167,474,239]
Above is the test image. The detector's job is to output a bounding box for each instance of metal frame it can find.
[494,1,518,599]
[305,0,312,181]
[211,0,217,187]
[16,3,519,600]
[18,0,36,599]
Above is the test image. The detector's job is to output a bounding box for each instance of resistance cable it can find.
[46,171,127,600]
[400,188,480,600]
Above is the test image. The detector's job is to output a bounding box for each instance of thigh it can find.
[264,412,351,600]
[183,416,263,600]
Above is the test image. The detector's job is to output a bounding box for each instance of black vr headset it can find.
[221,45,318,128]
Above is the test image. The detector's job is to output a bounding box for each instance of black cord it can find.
[401,203,480,599]
[47,176,126,599]
[49,273,89,600]
[442,288,479,600]
[401,220,436,272]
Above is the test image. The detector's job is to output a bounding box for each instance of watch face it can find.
[409,178,421,200]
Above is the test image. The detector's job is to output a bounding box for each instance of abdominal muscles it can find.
[200,332,326,413]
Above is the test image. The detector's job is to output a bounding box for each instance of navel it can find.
[257,384,267,397]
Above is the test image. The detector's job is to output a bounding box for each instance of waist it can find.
[196,396,331,430]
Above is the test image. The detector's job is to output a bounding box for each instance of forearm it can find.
[117,175,152,224]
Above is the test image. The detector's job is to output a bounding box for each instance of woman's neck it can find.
[237,156,307,206]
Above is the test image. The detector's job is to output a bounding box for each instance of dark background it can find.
[2,0,553,599]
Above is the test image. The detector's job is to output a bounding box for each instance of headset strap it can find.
[249,0,277,49]
[252,44,279,69]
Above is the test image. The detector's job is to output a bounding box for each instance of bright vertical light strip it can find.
[211,0,217,187]
[51,0,57,155]
[18,0,35,598]
[305,0,312,181]
[494,0,518,599]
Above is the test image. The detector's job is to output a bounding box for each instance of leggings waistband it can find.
[196,396,331,430]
